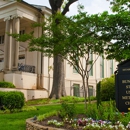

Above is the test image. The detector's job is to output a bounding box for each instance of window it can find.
[0,58,3,62]
[19,30,25,35]
[0,35,4,44]
[89,53,93,76]
[100,56,104,78]
[110,60,113,75]
[73,84,80,97]
[19,55,25,60]
[89,86,93,96]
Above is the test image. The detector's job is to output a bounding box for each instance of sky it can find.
[23,0,112,16]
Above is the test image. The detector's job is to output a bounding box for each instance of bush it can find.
[0,81,15,88]
[86,101,119,121]
[100,75,115,101]
[59,99,77,119]
[2,91,25,112]
[0,91,5,106]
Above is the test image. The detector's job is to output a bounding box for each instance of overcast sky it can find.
[23,0,112,16]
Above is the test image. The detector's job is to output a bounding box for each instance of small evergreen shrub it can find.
[2,91,25,112]
[96,81,101,108]
[0,91,5,106]
[100,75,115,101]
[0,81,15,88]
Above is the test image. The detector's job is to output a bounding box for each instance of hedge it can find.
[0,91,25,112]
[0,81,15,88]
[100,75,115,101]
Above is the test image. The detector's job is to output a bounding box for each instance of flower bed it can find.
[26,115,130,130]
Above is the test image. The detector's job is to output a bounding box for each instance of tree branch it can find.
[49,0,64,14]
[62,0,78,15]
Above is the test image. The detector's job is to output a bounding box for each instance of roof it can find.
[21,0,51,12]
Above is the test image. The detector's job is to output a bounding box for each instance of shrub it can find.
[60,96,96,103]
[86,100,120,122]
[96,81,101,108]
[0,91,4,106]
[2,91,25,112]
[0,81,15,88]
[37,111,58,121]
[100,75,115,101]
[59,99,77,119]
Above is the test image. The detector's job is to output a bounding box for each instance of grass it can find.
[0,103,85,130]
[0,96,95,130]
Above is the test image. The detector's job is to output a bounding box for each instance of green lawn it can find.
[0,104,85,130]
[0,105,61,130]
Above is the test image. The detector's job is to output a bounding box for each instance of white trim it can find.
[0,1,16,9]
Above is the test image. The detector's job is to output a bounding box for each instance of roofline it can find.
[21,0,51,14]
[20,0,41,11]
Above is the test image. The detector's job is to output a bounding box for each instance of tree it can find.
[48,0,78,99]
[98,11,130,62]
[110,0,130,12]
[24,9,108,109]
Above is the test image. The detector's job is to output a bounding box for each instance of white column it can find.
[9,20,13,70]
[11,17,20,70]
[37,17,43,89]
[4,20,10,70]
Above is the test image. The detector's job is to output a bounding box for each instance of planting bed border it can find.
[26,118,65,130]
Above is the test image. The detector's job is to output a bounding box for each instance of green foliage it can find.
[60,96,84,103]
[100,75,115,101]
[21,106,37,112]
[96,81,101,108]
[0,91,5,106]
[2,91,25,112]
[110,0,130,12]
[59,99,77,119]
[99,11,130,62]
[86,100,122,124]
[25,98,50,106]
[0,81,15,88]
[120,112,130,126]
[25,96,96,106]
[37,111,58,121]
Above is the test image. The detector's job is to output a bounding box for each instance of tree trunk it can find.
[49,55,66,99]
[82,76,87,111]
